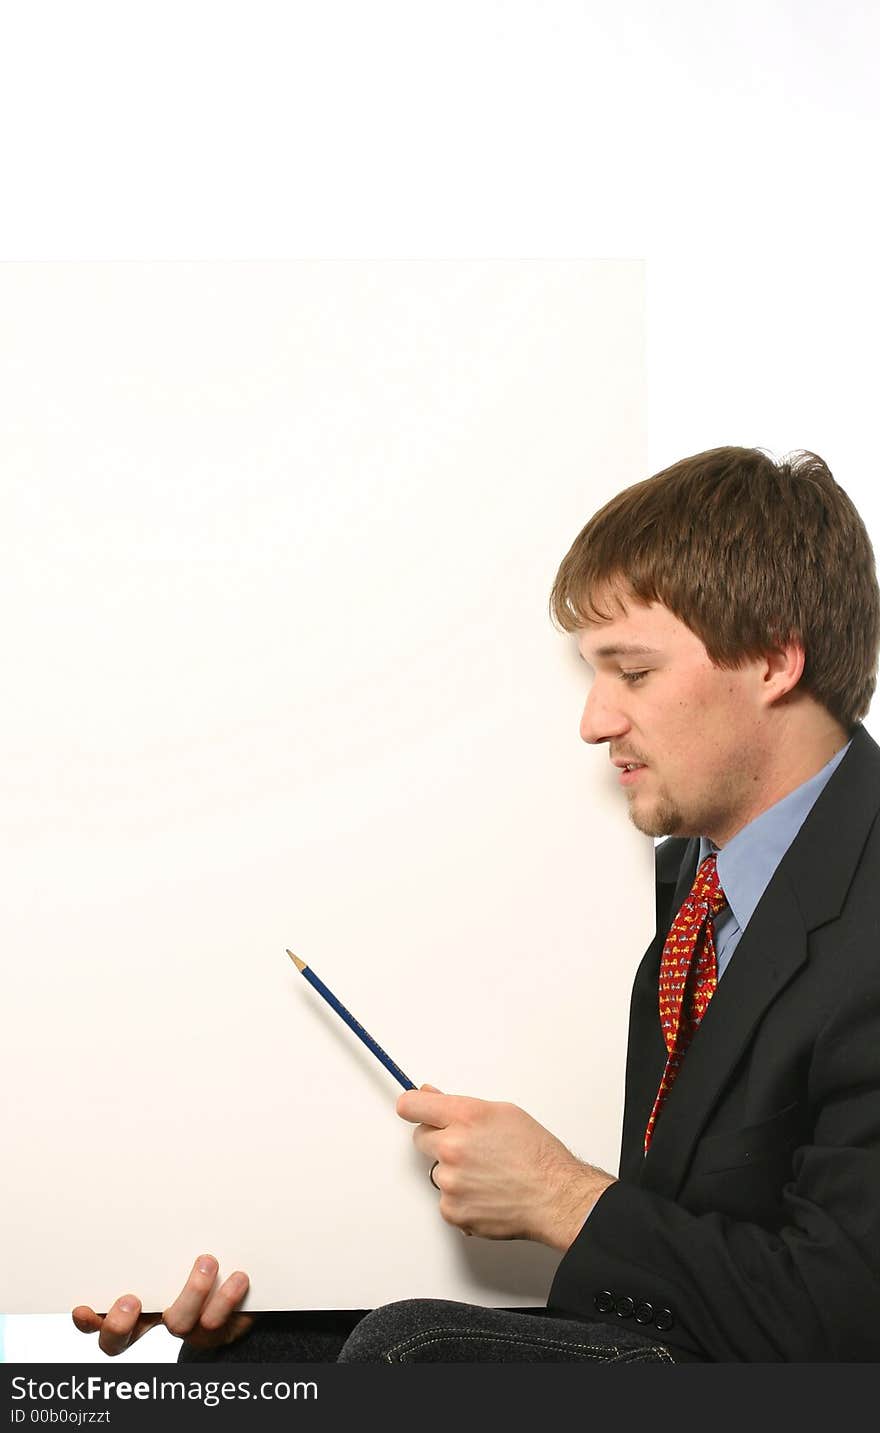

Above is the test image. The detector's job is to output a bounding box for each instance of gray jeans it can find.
[179,1302,676,1364]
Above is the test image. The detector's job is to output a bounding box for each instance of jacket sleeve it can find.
[548,966,880,1362]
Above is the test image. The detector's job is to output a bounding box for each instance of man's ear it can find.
[762,641,806,704]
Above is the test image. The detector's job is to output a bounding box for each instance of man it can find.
[74,445,880,1361]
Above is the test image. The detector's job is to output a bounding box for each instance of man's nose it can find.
[579,680,630,745]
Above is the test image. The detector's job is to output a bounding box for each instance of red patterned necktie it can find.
[644,853,727,1154]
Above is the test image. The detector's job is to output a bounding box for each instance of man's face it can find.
[576,595,772,846]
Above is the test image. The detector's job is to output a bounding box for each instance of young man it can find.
[75,445,880,1362]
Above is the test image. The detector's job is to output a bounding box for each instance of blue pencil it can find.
[286,949,416,1091]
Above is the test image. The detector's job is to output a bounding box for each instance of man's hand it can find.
[72,1254,254,1356]
[397,1085,615,1251]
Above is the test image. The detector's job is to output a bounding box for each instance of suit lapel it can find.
[638,866,809,1195]
[626,725,880,1198]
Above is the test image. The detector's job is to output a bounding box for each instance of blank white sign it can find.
[0,261,652,1313]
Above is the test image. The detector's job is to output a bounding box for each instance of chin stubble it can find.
[625,783,685,840]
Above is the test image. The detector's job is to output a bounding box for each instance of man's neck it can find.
[708,710,851,848]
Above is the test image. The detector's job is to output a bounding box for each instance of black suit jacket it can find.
[548,723,880,1361]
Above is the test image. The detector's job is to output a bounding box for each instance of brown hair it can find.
[549,446,880,730]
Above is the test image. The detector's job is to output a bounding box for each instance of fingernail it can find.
[118,1297,136,1314]
[226,1273,247,1297]
[197,1256,217,1275]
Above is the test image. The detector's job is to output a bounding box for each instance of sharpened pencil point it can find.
[286,949,307,972]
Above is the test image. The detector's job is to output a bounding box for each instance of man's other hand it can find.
[72,1254,254,1356]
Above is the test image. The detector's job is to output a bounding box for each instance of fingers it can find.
[161,1254,223,1337]
[183,1311,256,1352]
[198,1270,250,1333]
[92,1296,161,1358]
[71,1306,101,1335]
[412,1123,443,1159]
[71,1256,250,1357]
[162,1256,251,1346]
[397,1088,462,1126]
[173,1271,253,1351]
[94,1297,138,1358]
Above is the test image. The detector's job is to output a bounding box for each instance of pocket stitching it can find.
[691,1101,802,1175]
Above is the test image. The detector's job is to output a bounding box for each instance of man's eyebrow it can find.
[578,644,661,661]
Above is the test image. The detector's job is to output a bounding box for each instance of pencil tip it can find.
[286,949,307,972]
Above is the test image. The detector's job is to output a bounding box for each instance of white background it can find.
[2,0,878,1363]
[1,257,650,1313]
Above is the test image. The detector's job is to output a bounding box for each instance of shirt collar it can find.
[698,740,852,934]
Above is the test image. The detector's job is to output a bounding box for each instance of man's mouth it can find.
[613,759,647,785]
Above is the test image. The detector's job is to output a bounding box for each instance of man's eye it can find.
[620,670,648,685]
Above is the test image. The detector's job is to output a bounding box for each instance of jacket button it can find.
[654,1308,674,1331]
[634,1301,654,1324]
[615,1296,635,1318]
[594,1290,615,1313]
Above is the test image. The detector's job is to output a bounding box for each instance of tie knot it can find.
[692,852,726,916]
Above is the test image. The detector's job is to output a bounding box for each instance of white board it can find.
[0,261,653,1312]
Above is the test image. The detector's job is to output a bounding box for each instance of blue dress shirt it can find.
[698,740,852,980]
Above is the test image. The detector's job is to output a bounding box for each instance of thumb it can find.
[420,1083,443,1093]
